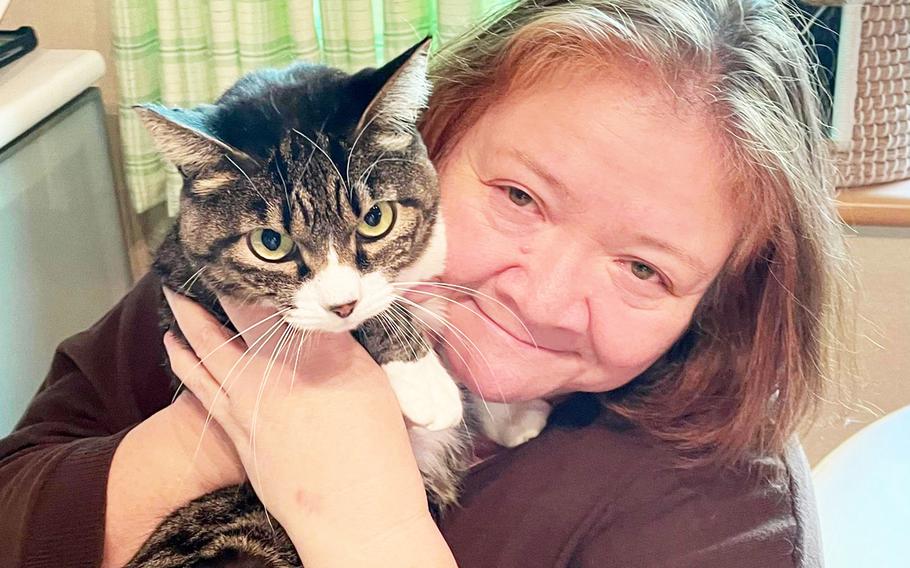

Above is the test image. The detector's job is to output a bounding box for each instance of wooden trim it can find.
[837,178,910,227]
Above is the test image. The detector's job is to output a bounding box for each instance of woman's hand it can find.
[104,388,244,567]
[161,288,455,567]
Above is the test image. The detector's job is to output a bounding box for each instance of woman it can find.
[0,0,847,566]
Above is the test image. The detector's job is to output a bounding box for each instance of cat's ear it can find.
[355,37,432,149]
[133,103,255,177]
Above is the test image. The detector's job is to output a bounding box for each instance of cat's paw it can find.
[477,399,552,448]
[384,355,463,431]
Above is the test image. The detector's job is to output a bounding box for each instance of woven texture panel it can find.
[837,0,910,187]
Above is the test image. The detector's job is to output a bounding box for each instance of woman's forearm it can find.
[275,412,458,568]
[285,510,457,568]
[102,395,244,567]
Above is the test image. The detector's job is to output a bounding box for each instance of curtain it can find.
[112,0,512,215]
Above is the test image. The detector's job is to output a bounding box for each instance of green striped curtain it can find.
[112,0,513,215]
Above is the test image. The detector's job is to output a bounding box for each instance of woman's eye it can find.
[507,187,534,207]
[248,228,295,262]
[630,261,658,282]
[357,201,396,240]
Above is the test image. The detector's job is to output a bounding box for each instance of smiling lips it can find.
[463,297,574,356]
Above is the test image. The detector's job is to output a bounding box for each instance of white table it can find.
[814,404,910,567]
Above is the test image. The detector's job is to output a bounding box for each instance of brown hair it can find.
[420,0,854,466]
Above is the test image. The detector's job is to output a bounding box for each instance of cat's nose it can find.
[328,300,358,319]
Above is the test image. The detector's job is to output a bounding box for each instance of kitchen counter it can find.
[0,48,104,149]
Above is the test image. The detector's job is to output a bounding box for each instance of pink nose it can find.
[329,301,357,318]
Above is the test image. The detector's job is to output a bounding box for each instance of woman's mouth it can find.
[464,297,571,357]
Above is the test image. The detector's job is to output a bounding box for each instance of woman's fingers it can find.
[162,288,255,384]
[163,331,222,414]
[218,295,285,351]
[218,295,361,375]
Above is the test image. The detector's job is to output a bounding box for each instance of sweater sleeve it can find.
[569,443,823,568]
[0,271,173,568]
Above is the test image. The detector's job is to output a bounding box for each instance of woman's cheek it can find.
[442,195,517,284]
[588,293,690,376]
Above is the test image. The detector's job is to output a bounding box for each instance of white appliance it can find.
[0,49,131,434]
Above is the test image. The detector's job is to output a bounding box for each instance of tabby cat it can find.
[128,39,549,568]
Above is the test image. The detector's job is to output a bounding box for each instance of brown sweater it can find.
[0,272,823,567]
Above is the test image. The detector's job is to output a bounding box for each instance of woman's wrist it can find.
[164,392,246,492]
[103,395,244,566]
[284,507,456,568]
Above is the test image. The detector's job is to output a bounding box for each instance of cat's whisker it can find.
[291,128,348,194]
[388,302,494,422]
[250,320,295,518]
[392,286,533,362]
[187,307,293,377]
[391,296,495,379]
[249,320,297,539]
[300,144,318,176]
[358,157,423,186]
[375,312,405,356]
[277,326,298,384]
[173,306,285,407]
[274,157,291,210]
[386,302,445,361]
[178,266,206,293]
[277,326,300,395]
[206,314,289,536]
[251,320,294,450]
[224,154,268,203]
[356,154,388,187]
[379,310,421,362]
[289,327,311,394]
[383,306,489,431]
[394,281,538,349]
[186,270,206,293]
[345,112,382,191]
[188,314,290,480]
[393,295,507,407]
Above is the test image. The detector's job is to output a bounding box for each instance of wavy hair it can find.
[420,0,854,466]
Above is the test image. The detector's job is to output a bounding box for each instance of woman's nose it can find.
[494,240,591,342]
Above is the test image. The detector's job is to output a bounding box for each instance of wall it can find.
[2,0,117,110]
[802,226,910,465]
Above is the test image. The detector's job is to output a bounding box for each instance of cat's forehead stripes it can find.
[193,172,236,196]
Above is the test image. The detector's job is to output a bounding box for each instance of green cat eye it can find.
[357,201,396,240]
[248,228,295,262]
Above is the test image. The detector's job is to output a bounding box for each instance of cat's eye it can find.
[357,201,396,240]
[248,228,295,262]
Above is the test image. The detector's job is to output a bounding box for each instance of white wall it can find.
[2,0,117,111]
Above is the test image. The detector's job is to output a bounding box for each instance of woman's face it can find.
[435,68,741,403]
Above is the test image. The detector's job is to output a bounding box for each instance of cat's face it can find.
[140,40,443,332]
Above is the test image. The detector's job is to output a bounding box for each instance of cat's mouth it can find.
[285,294,396,333]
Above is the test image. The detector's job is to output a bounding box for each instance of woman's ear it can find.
[133,103,256,177]
[354,37,433,149]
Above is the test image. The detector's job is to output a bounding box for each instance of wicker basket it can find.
[820,0,910,187]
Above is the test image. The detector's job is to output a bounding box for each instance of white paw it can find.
[384,355,463,431]
[477,399,552,448]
